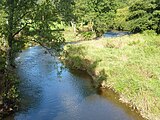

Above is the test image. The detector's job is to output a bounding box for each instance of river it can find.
[5,46,144,120]
[104,31,130,38]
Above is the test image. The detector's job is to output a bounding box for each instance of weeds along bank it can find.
[0,39,19,119]
[62,33,160,120]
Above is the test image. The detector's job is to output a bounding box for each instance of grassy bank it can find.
[62,33,160,120]
[63,27,96,42]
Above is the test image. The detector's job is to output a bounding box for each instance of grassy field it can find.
[62,32,160,120]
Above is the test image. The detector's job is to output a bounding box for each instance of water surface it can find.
[104,31,130,38]
[6,46,144,120]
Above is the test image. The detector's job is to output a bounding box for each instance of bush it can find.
[127,0,160,33]
[143,30,157,36]
[80,31,95,40]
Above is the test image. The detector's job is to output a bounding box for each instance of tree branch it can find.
[12,24,27,37]
[30,39,57,57]
[35,29,65,32]
[12,22,33,37]
[14,11,30,24]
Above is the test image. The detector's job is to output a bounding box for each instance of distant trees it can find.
[57,0,159,37]
[107,0,160,34]
[54,0,75,24]
[127,0,160,33]
[74,0,117,37]
[113,7,129,31]
[0,0,159,66]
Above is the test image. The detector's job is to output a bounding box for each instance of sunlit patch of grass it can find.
[63,33,160,120]
[63,27,96,42]
[63,27,80,42]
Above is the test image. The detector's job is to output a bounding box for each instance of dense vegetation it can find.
[73,0,117,37]
[64,0,159,39]
[127,0,160,33]
[0,0,160,119]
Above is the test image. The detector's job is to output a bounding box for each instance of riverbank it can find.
[0,44,19,119]
[62,33,160,120]
[0,70,19,119]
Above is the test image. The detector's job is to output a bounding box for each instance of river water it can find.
[6,46,144,120]
[104,31,130,38]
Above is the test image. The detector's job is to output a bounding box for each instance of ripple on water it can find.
[6,46,145,120]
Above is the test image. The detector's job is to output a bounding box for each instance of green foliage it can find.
[0,0,65,59]
[0,0,66,116]
[80,31,95,40]
[64,0,160,39]
[74,0,117,37]
[143,30,157,36]
[0,37,6,72]
[127,0,160,33]
[63,45,87,70]
[0,49,6,71]
[54,0,75,24]
[113,7,130,31]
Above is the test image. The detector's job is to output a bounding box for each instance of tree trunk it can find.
[6,0,14,68]
[4,0,15,94]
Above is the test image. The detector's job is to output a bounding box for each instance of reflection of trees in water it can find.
[16,46,98,115]
[15,47,44,112]
[18,79,43,112]
[68,69,96,99]
[96,88,146,120]
[15,46,64,112]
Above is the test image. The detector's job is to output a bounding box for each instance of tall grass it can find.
[63,33,160,120]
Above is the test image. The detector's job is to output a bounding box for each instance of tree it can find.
[0,0,65,114]
[113,7,130,31]
[53,0,75,24]
[74,0,117,37]
[0,0,64,67]
[127,0,160,33]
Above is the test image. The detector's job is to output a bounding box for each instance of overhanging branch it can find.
[35,29,65,33]
[12,22,33,38]
[14,11,30,24]
[12,23,28,38]
[30,39,57,57]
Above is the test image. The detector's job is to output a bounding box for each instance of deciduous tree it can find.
[127,0,160,33]
[0,0,64,67]
[74,0,117,37]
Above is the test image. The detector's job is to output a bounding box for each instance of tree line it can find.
[72,0,160,35]
[0,0,159,65]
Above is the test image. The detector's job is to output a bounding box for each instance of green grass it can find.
[63,33,160,120]
[63,27,80,42]
[63,27,96,42]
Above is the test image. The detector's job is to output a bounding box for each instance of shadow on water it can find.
[97,88,146,120]
[5,46,145,120]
